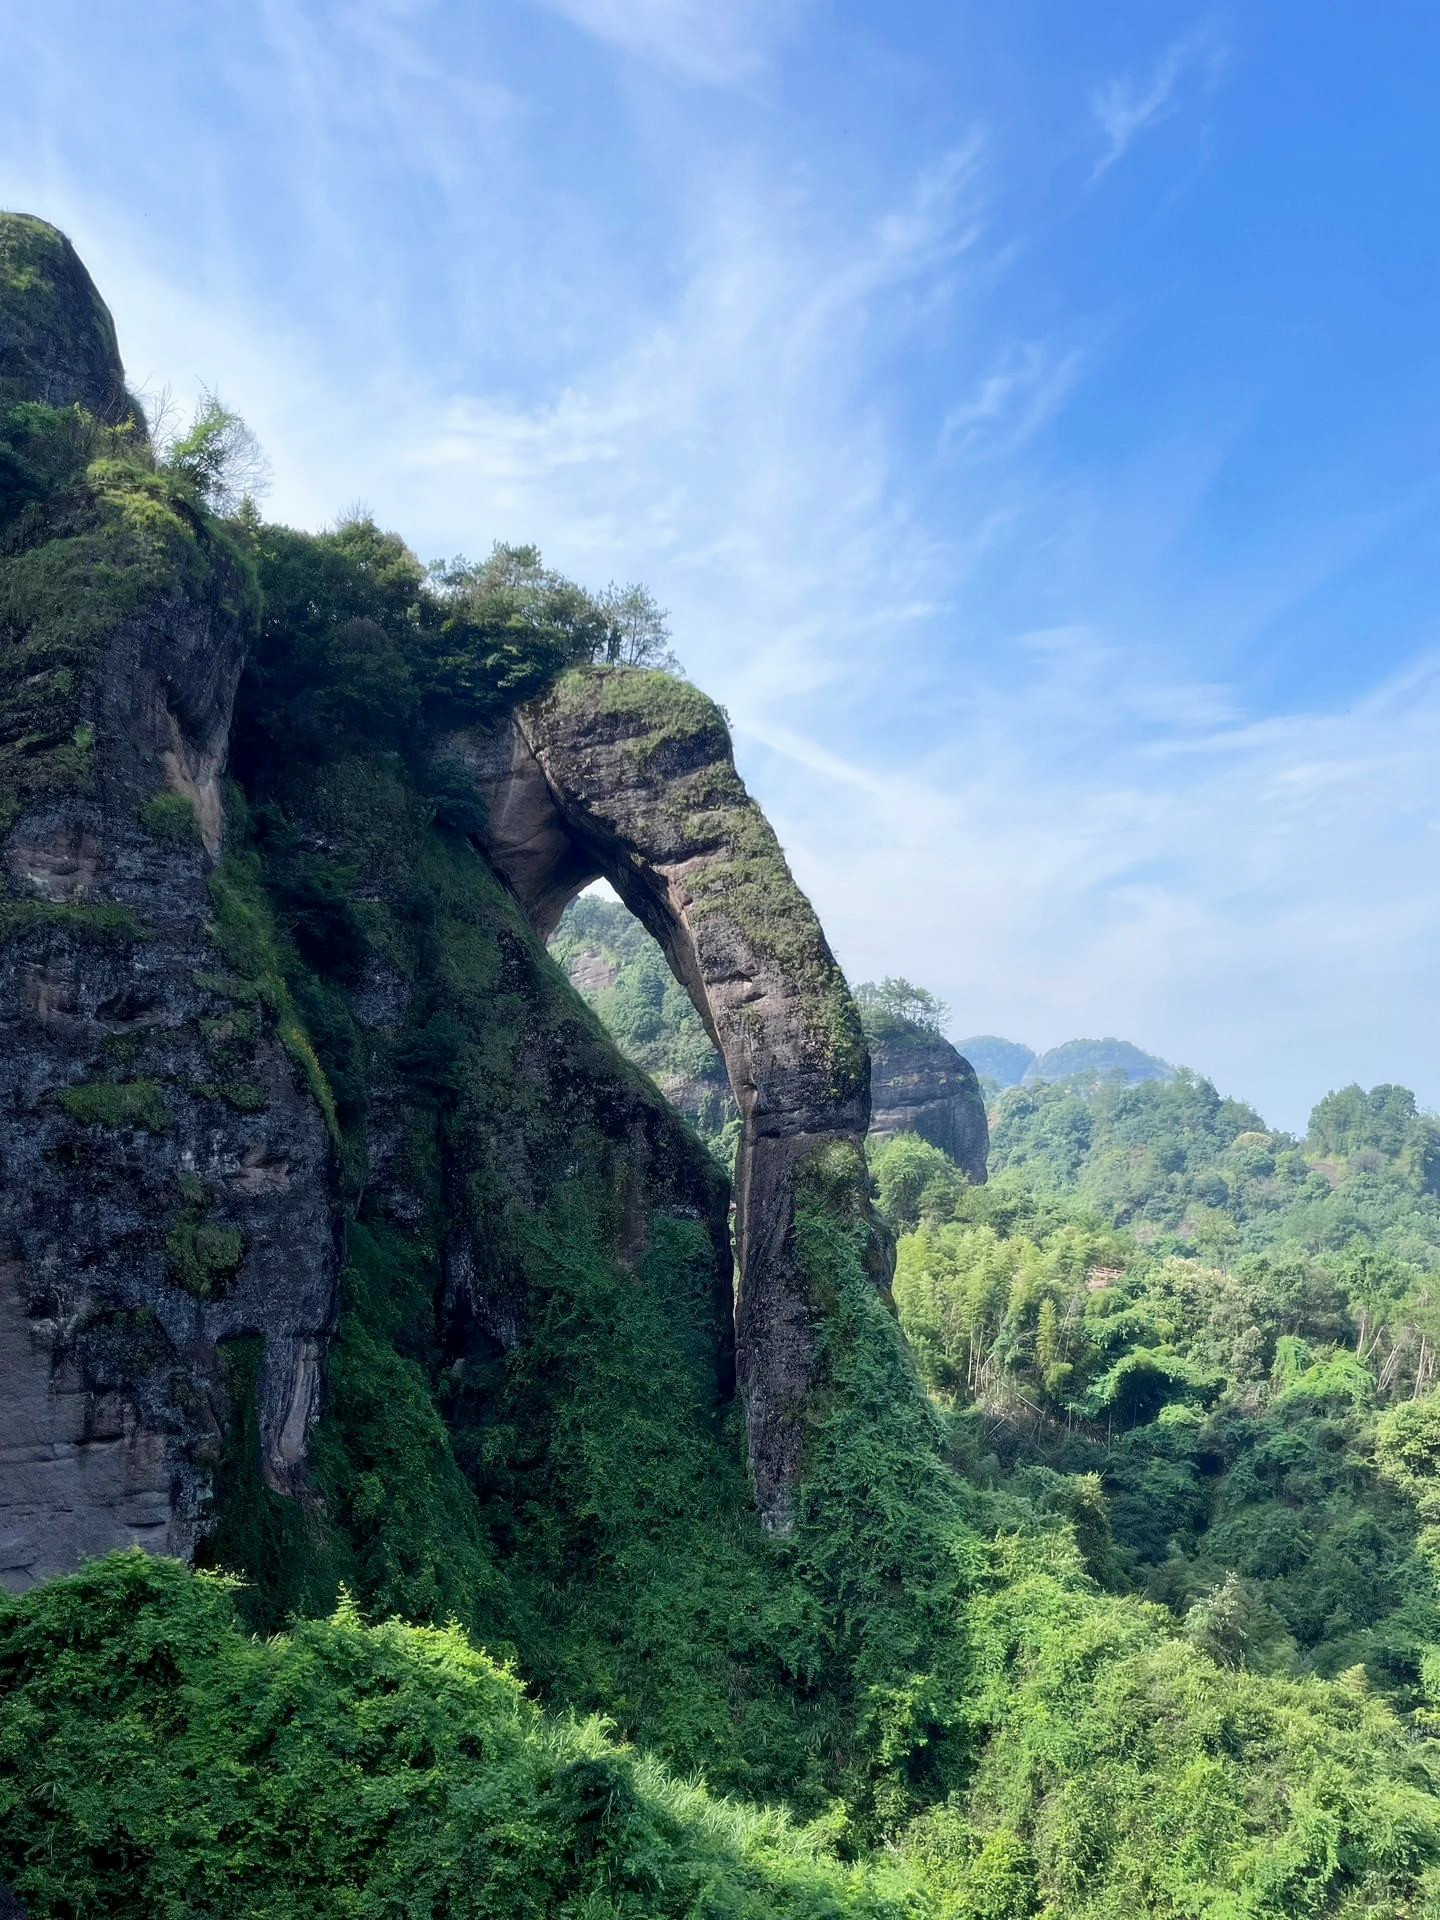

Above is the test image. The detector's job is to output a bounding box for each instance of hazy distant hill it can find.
[957,1033,1172,1090]
[1027,1037,1174,1087]
[953,1034,1037,1087]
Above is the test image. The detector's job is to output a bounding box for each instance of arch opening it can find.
[550,887,741,1173]
[451,672,882,1530]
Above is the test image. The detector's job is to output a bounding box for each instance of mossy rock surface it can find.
[464,667,881,1527]
[0,213,143,427]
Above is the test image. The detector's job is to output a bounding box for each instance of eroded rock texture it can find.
[869,1032,989,1184]
[0,216,884,1577]
[249,742,737,1434]
[0,217,339,1589]
[0,214,145,428]
[459,667,884,1529]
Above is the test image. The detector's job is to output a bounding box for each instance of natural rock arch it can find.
[452,667,888,1529]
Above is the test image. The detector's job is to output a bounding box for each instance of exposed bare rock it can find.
[0,213,146,430]
[456,667,885,1530]
[568,948,618,994]
[0,220,340,1589]
[869,1032,989,1183]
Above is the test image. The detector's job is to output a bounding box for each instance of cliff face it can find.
[869,1031,989,1183]
[1,218,858,1579]
[0,216,339,1587]
[0,215,144,428]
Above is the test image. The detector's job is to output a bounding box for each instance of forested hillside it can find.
[551,891,738,1163]
[558,893,1440,1721]
[878,1065,1440,1714]
[8,214,1440,1920]
[955,1035,1174,1092]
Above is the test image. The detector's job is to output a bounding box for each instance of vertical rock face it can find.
[0,214,145,428]
[458,667,885,1530]
[0,217,340,1589]
[868,1033,989,1184]
[251,744,738,1437]
[0,216,889,1571]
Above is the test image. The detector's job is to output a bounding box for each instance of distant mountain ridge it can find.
[958,1033,1174,1090]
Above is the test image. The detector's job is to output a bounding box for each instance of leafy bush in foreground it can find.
[0,1554,910,1920]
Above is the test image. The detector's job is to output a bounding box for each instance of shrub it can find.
[166,1208,245,1298]
[139,789,203,845]
[57,1077,171,1131]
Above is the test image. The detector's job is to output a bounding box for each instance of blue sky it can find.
[6,0,1440,1130]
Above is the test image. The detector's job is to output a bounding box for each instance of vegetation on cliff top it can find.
[10,225,1440,1914]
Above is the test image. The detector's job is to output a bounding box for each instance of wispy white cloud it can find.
[1090,25,1227,180]
[4,0,1437,1132]
[762,641,1440,1133]
[940,340,1085,458]
[529,0,801,85]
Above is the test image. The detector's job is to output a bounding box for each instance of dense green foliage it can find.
[0,1555,912,1920]
[551,892,738,1164]
[14,1142,1440,1918]
[9,348,1440,1912]
[987,1063,1440,1272]
[879,1056,1440,1722]
[855,976,949,1043]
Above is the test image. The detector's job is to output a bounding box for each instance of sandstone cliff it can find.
[0,214,144,428]
[554,897,988,1189]
[455,667,885,1529]
[868,1030,989,1184]
[0,216,882,1579]
[0,216,337,1586]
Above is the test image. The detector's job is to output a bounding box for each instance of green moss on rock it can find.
[56,1077,172,1131]
[166,1206,245,1299]
[207,853,339,1140]
[0,898,145,944]
[0,213,140,424]
[530,667,866,1100]
[139,789,203,844]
